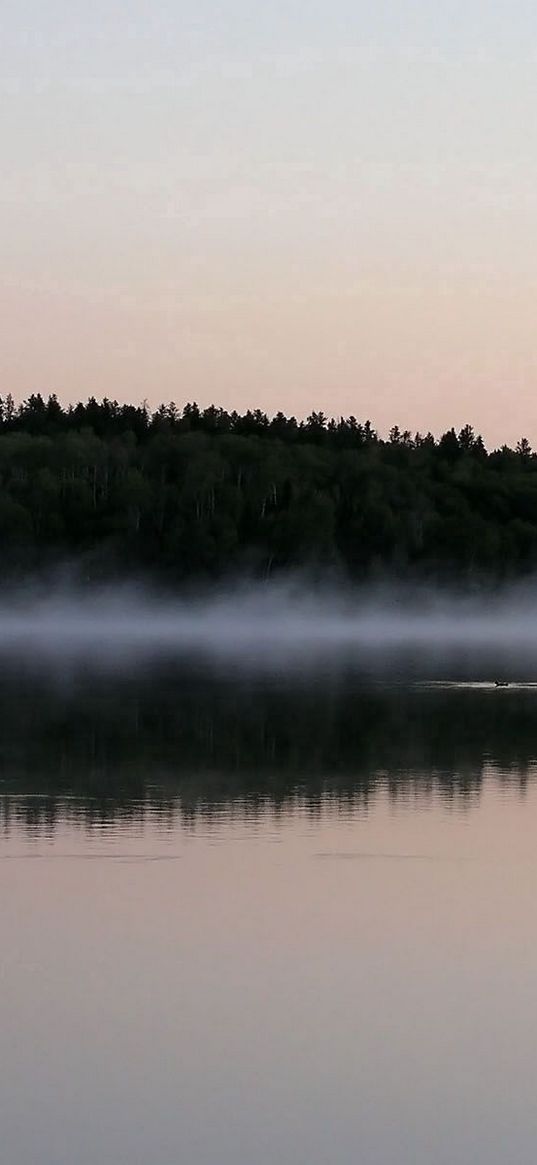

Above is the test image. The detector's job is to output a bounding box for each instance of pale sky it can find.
[2,1,537,445]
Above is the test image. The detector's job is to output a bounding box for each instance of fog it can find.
[2,578,537,675]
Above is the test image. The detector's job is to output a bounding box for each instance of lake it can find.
[2,662,537,1164]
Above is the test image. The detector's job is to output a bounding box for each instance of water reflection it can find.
[4,666,537,1165]
[1,666,536,836]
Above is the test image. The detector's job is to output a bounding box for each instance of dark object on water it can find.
[495,680,510,687]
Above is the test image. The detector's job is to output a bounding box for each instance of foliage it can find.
[0,392,536,579]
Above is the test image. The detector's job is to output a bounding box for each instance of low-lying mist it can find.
[2,577,537,675]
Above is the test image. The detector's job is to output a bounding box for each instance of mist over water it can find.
[4,585,537,1165]
[2,578,537,672]
[0,577,535,672]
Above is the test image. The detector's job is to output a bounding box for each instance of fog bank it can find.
[1,580,537,672]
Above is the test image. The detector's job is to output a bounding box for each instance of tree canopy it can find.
[0,392,536,580]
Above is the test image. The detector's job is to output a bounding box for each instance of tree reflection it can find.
[1,667,536,836]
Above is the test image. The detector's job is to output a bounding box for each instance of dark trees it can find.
[0,395,534,581]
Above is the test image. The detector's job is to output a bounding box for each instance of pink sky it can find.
[2,4,537,448]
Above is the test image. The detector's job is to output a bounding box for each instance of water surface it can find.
[2,666,537,1164]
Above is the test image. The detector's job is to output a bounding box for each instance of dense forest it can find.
[1,391,537,579]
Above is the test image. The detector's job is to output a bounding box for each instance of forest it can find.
[0,391,537,580]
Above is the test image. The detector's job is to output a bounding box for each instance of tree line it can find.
[1,391,537,579]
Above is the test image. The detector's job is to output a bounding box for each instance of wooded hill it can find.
[0,392,536,579]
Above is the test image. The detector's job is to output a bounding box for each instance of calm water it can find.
[2,665,537,1164]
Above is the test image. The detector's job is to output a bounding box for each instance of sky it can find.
[1,1,537,446]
